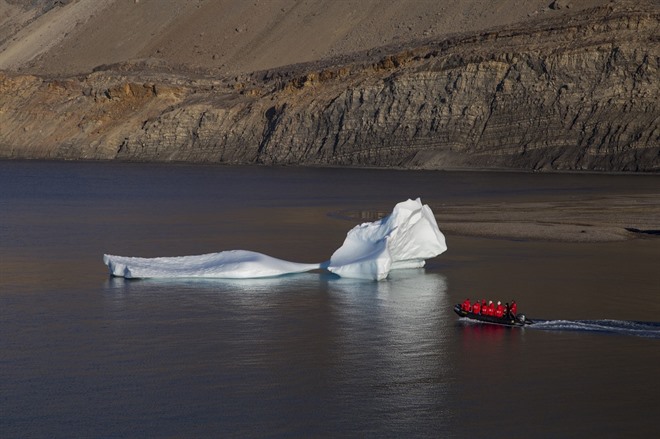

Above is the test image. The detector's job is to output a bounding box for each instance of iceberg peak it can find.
[326,198,447,280]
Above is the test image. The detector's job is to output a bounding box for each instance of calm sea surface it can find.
[1,161,659,438]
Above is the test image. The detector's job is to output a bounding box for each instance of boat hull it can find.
[453,304,532,327]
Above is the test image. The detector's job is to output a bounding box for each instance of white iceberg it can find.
[103,250,320,279]
[103,198,447,281]
[326,198,447,280]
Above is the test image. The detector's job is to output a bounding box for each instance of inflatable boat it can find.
[453,304,533,327]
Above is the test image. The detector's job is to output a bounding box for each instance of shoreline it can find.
[2,157,660,176]
[337,194,660,243]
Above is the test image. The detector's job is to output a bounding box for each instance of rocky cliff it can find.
[0,1,658,171]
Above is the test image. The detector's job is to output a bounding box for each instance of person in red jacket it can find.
[472,300,481,315]
[510,300,518,316]
[488,301,496,316]
[462,298,471,312]
[495,301,504,318]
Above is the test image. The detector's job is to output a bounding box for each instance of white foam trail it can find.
[530,319,660,339]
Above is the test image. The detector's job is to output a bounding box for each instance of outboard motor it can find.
[517,314,526,324]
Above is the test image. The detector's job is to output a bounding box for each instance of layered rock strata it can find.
[0,2,657,171]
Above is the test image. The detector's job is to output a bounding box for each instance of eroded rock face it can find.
[0,2,658,171]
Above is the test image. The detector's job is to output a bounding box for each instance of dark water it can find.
[1,161,659,438]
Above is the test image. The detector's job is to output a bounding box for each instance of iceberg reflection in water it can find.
[104,198,447,281]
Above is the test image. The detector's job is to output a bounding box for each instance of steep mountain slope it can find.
[0,0,657,171]
[1,0,609,76]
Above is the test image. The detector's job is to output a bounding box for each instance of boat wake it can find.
[529,319,660,339]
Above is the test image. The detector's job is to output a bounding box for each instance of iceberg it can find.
[103,250,320,279]
[326,198,447,280]
[103,198,447,281]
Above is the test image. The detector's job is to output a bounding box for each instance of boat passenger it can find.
[510,300,518,316]
[462,298,471,312]
[472,301,481,315]
[488,301,495,316]
[495,301,504,318]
